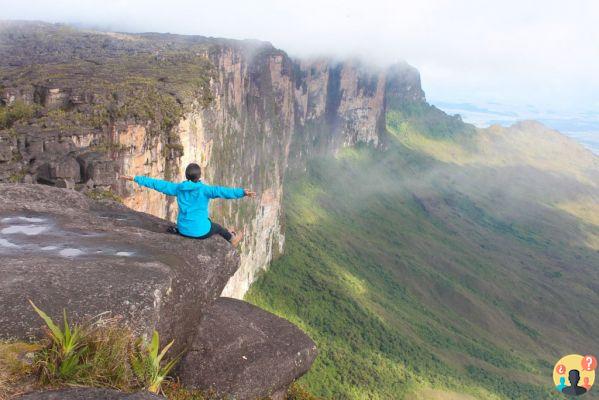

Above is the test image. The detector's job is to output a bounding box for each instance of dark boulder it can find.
[33,85,69,109]
[77,151,116,185]
[42,138,73,155]
[179,297,318,400]
[22,135,44,159]
[0,133,16,162]
[36,155,81,184]
[0,184,239,355]
[19,388,162,400]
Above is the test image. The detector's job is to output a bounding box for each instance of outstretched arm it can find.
[120,175,178,196]
[205,184,256,199]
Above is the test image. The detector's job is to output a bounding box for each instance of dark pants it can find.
[169,220,232,242]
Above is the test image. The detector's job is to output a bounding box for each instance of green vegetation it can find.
[0,341,40,399]
[8,170,26,183]
[1,303,324,399]
[285,383,322,400]
[162,382,219,400]
[131,331,181,394]
[0,52,214,143]
[163,143,185,157]
[386,101,476,139]
[161,382,317,400]
[84,189,123,203]
[0,303,180,396]
[247,106,598,399]
[30,300,88,382]
[0,100,39,129]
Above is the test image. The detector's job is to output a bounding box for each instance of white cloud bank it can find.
[1,0,598,113]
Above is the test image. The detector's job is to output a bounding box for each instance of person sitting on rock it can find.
[119,163,255,247]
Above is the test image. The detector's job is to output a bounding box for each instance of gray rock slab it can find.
[0,183,239,355]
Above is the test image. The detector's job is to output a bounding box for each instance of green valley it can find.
[246,104,599,399]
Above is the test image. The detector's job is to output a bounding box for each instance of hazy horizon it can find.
[1,0,598,153]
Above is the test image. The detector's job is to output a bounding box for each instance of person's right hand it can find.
[244,189,257,198]
[119,175,134,181]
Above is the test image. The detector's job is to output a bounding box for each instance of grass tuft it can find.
[84,189,123,203]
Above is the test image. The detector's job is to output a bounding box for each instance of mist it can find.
[1,0,598,114]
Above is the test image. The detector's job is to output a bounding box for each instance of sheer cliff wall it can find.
[0,23,425,298]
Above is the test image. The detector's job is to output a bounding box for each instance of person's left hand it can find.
[244,189,257,198]
[119,175,134,181]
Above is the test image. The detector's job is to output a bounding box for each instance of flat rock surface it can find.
[0,184,239,353]
[18,388,162,400]
[179,297,318,400]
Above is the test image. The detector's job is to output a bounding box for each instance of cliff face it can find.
[293,59,386,160]
[181,44,295,297]
[0,22,426,298]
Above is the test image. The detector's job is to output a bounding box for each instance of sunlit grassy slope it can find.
[246,104,599,399]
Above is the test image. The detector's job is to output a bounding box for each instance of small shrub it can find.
[286,383,321,400]
[131,330,181,394]
[84,189,123,203]
[27,302,161,392]
[0,341,41,399]
[0,101,38,129]
[29,301,88,383]
[163,381,215,400]
[8,171,25,183]
[77,324,135,388]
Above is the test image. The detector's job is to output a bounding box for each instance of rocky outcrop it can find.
[292,59,386,162]
[0,22,428,299]
[385,62,426,107]
[0,184,238,352]
[179,298,318,400]
[0,183,317,397]
[18,388,162,400]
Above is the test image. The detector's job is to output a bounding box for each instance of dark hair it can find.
[185,163,201,182]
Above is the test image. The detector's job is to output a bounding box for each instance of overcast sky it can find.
[2,0,599,117]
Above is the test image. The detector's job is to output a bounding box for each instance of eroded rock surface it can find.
[0,184,238,354]
[179,297,318,400]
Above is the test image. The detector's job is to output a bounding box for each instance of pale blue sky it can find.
[2,0,599,150]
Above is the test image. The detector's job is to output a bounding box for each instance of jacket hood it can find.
[178,180,202,191]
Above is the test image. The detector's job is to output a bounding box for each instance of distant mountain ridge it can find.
[432,100,599,155]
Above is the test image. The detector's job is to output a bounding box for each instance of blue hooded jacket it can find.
[134,176,245,237]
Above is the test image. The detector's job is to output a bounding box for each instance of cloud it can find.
[1,0,598,112]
